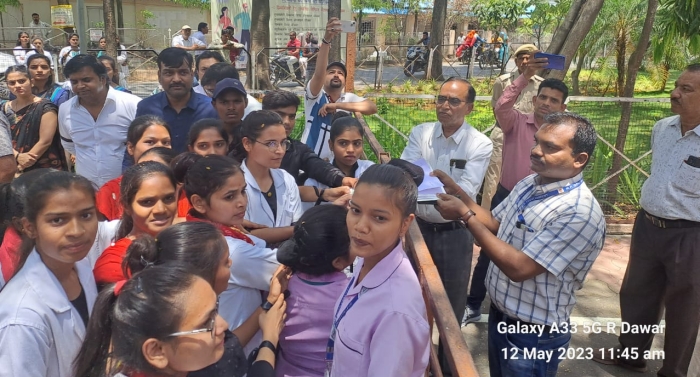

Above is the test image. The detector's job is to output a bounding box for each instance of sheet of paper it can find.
[412,158,445,191]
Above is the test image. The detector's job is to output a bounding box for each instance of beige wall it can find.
[1,0,210,44]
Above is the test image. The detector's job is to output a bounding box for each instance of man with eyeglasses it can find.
[463,48,561,327]
[401,77,492,376]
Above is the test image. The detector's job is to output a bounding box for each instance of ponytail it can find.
[122,235,158,277]
[73,283,119,377]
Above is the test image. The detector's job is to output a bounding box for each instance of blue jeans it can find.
[488,304,570,377]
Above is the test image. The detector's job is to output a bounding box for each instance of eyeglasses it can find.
[254,139,292,152]
[167,299,219,340]
[436,95,468,107]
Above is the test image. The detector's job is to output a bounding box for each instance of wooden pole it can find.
[346,32,356,92]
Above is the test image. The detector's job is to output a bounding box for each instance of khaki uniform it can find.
[481,72,542,210]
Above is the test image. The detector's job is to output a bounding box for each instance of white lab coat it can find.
[218,233,279,355]
[0,251,97,377]
[242,160,302,227]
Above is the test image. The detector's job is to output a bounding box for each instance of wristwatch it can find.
[247,340,278,365]
[261,300,274,311]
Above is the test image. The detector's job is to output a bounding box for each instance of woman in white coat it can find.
[0,171,99,377]
[240,110,302,245]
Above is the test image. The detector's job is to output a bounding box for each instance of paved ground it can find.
[459,235,668,377]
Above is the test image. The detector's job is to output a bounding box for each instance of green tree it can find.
[353,0,385,39]
[518,0,570,48]
[470,0,529,32]
[162,0,210,11]
[0,0,20,12]
[652,0,700,60]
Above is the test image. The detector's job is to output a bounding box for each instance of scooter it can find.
[403,45,428,76]
[270,53,302,85]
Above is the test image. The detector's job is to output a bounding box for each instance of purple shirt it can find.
[494,74,540,191]
[276,271,349,377]
[329,243,430,377]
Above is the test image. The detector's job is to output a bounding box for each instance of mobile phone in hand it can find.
[534,52,566,70]
[340,20,356,33]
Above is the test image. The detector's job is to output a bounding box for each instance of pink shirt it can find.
[276,271,349,377]
[329,243,430,377]
[495,74,540,191]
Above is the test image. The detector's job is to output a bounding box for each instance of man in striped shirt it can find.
[434,112,605,377]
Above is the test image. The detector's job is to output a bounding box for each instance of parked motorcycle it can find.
[270,53,302,85]
[403,46,428,76]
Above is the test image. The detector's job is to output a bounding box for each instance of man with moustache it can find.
[593,64,700,377]
[463,52,567,326]
[302,18,377,160]
[58,54,140,188]
[135,48,217,153]
[434,111,605,377]
[401,76,492,376]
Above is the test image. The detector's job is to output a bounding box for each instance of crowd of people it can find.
[0,14,698,377]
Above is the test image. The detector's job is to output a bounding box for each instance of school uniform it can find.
[241,160,302,227]
[0,250,97,377]
[329,242,430,377]
[218,233,280,356]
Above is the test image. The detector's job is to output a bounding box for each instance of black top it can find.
[261,183,277,221]
[188,330,248,377]
[70,286,89,328]
[332,158,359,178]
[280,139,345,186]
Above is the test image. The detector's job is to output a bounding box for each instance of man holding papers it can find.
[401,77,492,376]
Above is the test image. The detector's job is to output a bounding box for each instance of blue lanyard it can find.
[325,276,364,369]
[514,179,583,232]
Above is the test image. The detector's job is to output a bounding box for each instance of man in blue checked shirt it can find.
[433,112,605,377]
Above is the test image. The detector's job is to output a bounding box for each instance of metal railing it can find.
[357,111,481,377]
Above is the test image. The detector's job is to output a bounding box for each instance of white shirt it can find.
[84,220,120,268]
[0,251,97,377]
[242,160,303,227]
[58,46,79,66]
[25,50,55,69]
[302,84,365,159]
[193,84,261,118]
[640,115,700,222]
[58,87,141,188]
[457,36,465,45]
[13,46,31,65]
[218,234,279,355]
[401,121,493,223]
[172,35,206,49]
[28,20,51,40]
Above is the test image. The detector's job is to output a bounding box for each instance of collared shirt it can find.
[0,250,97,377]
[193,85,262,118]
[330,242,429,377]
[135,90,218,152]
[171,35,206,50]
[192,31,207,45]
[277,271,349,377]
[495,74,542,191]
[640,115,700,222]
[287,39,301,59]
[401,121,493,223]
[241,159,302,227]
[59,87,141,188]
[216,233,279,356]
[27,20,51,40]
[487,173,606,326]
[302,84,365,159]
[492,72,542,116]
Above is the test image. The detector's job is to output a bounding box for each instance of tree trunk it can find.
[116,0,124,42]
[615,29,627,97]
[428,0,446,80]
[328,0,341,62]
[251,0,273,90]
[659,62,670,90]
[572,49,587,95]
[547,0,585,54]
[545,0,604,80]
[604,0,658,210]
[103,0,119,75]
